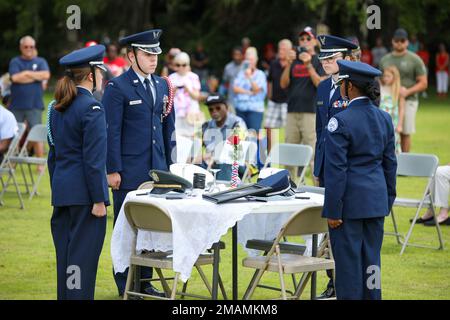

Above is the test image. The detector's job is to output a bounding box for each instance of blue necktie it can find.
[144,78,154,105]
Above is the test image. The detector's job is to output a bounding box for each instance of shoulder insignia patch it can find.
[327,117,338,132]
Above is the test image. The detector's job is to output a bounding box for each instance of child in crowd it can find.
[380,65,404,153]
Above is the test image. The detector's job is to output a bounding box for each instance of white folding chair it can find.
[387,153,444,255]
[9,124,48,200]
[174,135,194,164]
[263,143,313,186]
[0,123,26,208]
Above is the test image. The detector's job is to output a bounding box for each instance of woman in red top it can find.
[436,43,449,97]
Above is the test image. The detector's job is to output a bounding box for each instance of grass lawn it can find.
[0,91,449,300]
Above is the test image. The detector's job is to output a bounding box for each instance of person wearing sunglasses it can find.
[200,94,247,180]
[169,51,204,137]
[8,35,50,172]
[280,27,326,182]
[379,28,428,153]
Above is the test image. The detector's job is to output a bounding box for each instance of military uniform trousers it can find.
[112,189,153,295]
[51,205,106,300]
[329,217,385,300]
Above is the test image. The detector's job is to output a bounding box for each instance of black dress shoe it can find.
[424,217,450,226]
[316,285,336,299]
[410,216,434,224]
[142,285,166,297]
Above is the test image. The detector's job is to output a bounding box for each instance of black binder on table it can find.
[202,183,272,204]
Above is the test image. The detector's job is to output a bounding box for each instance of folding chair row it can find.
[0,122,27,209]
[386,152,444,255]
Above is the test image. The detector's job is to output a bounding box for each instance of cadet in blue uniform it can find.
[47,45,109,300]
[314,35,358,187]
[102,29,176,297]
[314,35,357,299]
[323,60,397,300]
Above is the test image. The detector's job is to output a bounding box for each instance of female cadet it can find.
[47,45,109,300]
[323,60,397,300]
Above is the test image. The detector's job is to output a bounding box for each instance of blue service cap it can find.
[59,44,106,72]
[256,169,293,197]
[119,29,163,55]
[317,35,358,60]
[337,60,382,83]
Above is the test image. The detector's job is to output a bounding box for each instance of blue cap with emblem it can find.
[336,60,382,83]
[59,44,106,72]
[119,29,163,55]
[317,35,358,60]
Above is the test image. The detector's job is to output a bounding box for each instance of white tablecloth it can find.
[111,190,323,282]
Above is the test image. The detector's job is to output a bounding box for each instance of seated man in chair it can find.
[0,103,18,163]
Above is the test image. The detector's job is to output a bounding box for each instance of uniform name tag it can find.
[317,101,324,106]
[129,100,142,105]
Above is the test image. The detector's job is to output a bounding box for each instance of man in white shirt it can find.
[0,104,18,161]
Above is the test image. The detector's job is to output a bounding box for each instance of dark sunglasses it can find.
[394,39,406,43]
[299,37,312,42]
[208,105,222,112]
[176,64,187,67]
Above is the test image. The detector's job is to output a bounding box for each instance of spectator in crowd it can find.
[264,38,292,153]
[222,46,244,111]
[0,103,18,163]
[435,43,449,98]
[415,164,450,226]
[233,46,267,133]
[360,42,373,66]
[104,43,126,77]
[416,41,430,98]
[371,36,388,68]
[380,66,404,153]
[169,52,204,137]
[408,34,419,53]
[161,47,181,77]
[380,28,427,153]
[0,73,11,106]
[191,42,210,91]
[241,37,251,55]
[8,35,50,172]
[280,27,325,179]
[200,94,247,181]
[260,42,276,76]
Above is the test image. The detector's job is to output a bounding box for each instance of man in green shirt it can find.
[380,28,428,152]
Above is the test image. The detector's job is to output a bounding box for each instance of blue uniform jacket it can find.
[102,68,176,190]
[314,77,344,179]
[47,87,109,206]
[322,97,397,220]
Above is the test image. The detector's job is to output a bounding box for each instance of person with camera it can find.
[280,27,325,180]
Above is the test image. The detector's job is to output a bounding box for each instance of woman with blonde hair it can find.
[380,65,404,153]
[169,51,204,137]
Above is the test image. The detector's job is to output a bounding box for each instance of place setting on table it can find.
[111,163,324,300]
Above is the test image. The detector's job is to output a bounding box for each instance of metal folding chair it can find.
[9,124,47,200]
[263,143,313,186]
[0,123,26,208]
[123,200,227,300]
[386,153,444,255]
[242,205,334,300]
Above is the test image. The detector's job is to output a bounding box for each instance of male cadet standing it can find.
[313,35,357,299]
[102,29,176,297]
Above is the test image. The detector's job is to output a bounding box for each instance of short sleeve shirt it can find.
[0,105,18,140]
[379,51,427,101]
[9,56,49,110]
[287,55,324,113]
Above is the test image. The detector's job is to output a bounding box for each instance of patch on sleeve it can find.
[327,117,338,132]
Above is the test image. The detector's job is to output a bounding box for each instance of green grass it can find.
[0,92,449,300]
